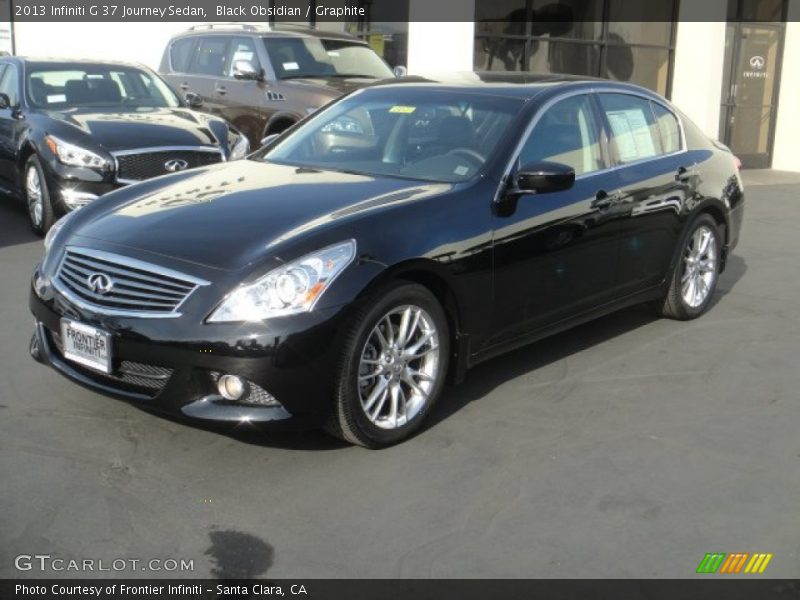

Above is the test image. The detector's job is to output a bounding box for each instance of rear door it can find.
[490,93,623,346]
[212,36,269,145]
[184,35,231,119]
[0,62,22,195]
[162,36,198,97]
[595,92,695,294]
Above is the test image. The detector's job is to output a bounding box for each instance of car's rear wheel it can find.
[24,155,55,236]
[327,282,450,448]
[655,213,721,320]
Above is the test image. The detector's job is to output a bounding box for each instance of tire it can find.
[654,213,722,320]
[326,282,450,448]
[24,155,55,236]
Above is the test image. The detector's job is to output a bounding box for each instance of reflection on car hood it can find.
[73,161,451,270]
[286,75,382,95]
[42,106,222,150]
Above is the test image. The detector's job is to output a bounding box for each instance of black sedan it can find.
[0,57,249,234]
[29,74,744,448]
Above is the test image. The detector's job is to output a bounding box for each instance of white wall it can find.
[670,0,727,139]
[407,0,474,75]
[771,0,800,171]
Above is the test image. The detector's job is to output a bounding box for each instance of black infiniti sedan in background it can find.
[0,57,250,234]
[30,74,744,447]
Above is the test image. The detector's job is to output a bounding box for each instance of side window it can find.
[170,38,196,73]
[189,36,229,77]
[227,37,261,77]
[598,93,662,164]
[0,64,19,106]
[519,94,603,176]
[651,101,682,154]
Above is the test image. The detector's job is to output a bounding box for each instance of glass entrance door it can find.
[720,22,785,168]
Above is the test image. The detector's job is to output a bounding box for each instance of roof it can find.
[172,23,365,43]
[366,71,659,101]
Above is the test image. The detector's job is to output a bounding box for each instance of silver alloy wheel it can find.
[26,165,43,228]
[357,305,440,430]
[681,224,718,308]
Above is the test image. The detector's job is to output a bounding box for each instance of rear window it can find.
[170,38,195,73]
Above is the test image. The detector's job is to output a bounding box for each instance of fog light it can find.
[218,374,247,400]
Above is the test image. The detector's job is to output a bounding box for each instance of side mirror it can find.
[0,93,10,110]
[513,161,575,195]
[260,133,280,148]
[393,65,408,78]
[184,91,203,108]
[233,60,261,80]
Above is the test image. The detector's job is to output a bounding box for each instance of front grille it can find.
[54,246,209,317]
[49,328,173,395]
[115,148,222,182]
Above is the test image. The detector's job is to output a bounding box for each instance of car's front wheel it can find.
[655,213,722,320]
[24,155,55,236]
[328,282,450,448]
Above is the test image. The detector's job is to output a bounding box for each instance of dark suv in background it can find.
[159,24,398,148]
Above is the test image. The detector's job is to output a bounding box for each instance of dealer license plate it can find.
[60,319,112,374]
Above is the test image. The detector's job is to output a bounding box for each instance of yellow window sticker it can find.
[389,105,416,114]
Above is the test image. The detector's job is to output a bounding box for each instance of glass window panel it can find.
[603,46,670,94]
[520,94,603,175]
[729,105,772,154]
[528,40,601,75]
[607,21,673,47]
[529,0,602,39]
[598,93,662,162]
[475,37,527,70]
[735,0,784,21]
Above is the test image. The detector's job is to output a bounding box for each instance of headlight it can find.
[208,240,356,323]
[43,206,80,251]
[229,134,250,160]
[45,135,110,169]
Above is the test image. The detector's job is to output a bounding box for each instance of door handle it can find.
[591,189,618,210]
[179,83,189,91]
[675,166,697,182]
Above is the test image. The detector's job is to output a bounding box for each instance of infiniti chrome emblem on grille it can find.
[87,272,114,295]
[164,158,189,172]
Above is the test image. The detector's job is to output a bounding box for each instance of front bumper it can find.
[29,283,348,430]
[40,158,120,216]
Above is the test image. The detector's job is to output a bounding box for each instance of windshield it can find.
[263,37,393,80]
[26,65,181,109]
[262,89,524,183]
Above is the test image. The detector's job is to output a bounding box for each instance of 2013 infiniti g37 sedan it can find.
[29,74,744,448]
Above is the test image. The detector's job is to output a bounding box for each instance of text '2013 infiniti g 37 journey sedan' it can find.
[0,57,250,235]
[29,74,744,448]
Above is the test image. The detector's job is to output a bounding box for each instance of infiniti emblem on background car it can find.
[87,272,114,295]
[164,159,189,172]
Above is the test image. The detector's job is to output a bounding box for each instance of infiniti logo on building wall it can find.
[749,55,765,70]
[87,273,114,295]
[164,159,189,172]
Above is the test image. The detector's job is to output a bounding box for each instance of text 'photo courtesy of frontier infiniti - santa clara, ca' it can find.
[4,0,800,596]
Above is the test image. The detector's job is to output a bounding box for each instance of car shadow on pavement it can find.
[0,200,39,248]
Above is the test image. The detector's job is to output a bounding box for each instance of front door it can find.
[490,93,621,347]
[720,21,785,168]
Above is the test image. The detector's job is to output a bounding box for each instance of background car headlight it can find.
[229,134,250,160]
[45,136,110,170]
[208,240,356,323]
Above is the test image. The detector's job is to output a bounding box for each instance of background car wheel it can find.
[24,155,55,236]
[327,282,450,448]
[655,213,722,320]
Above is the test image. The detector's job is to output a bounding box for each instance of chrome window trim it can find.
[53,246,211,319]
[495,86,688,200]
[112,146,225,185]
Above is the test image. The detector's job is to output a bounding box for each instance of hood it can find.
[72,160,451,271]
[287,75,379,96]
[41,107,224,150]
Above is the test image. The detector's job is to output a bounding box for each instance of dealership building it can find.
[2,0,799,170]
